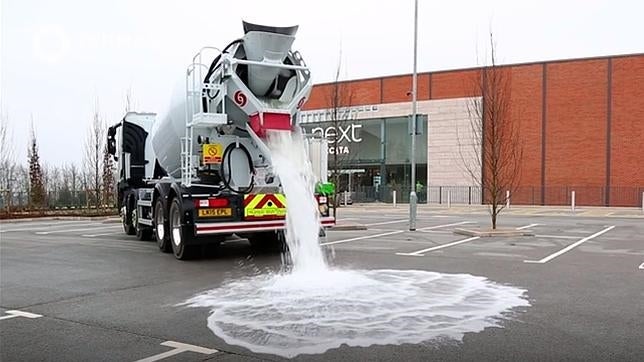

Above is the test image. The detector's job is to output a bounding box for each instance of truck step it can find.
[138,218,153,226]
[188,112,227,127]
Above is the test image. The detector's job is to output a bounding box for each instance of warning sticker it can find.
[243,194,287,218]
[202,144,223,164]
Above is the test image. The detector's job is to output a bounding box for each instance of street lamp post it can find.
[409,0,418,231]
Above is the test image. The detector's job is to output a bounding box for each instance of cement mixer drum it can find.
[150,21,312,187]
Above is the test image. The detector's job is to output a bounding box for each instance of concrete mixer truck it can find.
[106,22,335,259]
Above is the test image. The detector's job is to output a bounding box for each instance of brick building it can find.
[299,53,644,207]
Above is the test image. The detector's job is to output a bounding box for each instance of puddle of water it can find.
[185,130,530,358]
[186,268,529,358]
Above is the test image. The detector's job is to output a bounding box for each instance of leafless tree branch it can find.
[457,33,523,229]
[325,51,356,216]
[84,98,105,208]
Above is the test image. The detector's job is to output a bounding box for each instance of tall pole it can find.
[409,0,418,231]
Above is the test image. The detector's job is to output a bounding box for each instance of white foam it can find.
[184,131,530,358]
[185,269,530,358]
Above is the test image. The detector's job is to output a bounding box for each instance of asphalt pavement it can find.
[1,207,643,361]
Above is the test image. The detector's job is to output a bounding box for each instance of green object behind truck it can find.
[316,182,335,196]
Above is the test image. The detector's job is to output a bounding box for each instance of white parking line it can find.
[35,225,122,235]
[396,236,480,257]
[0,222,105,233]
[419,221,474,230]
[535,234,580,240]
[364,219,408,226]
[524,225,616,264]
[321,221,474,247]
[0,220,86,228]
[82,231,124,238]
[321,230,405,246]
[516,223,540,230]
[0,310,43,321]
[135,341,217,362]
[417,230,452,234]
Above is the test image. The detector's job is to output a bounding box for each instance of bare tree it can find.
[28,120,46,208]
[0,108,16,211]
[80,170,90,208]
[46,164,64,207]
[325,52,355,217]
[58,163,72,207]
[0,107,12,166]
[59,163,80,207]
[102,135,115,208]
[42,163,51,203]
[459,33,523,229]
[69,163,79,200]
[13,165,30,208]
[84,100,104,208]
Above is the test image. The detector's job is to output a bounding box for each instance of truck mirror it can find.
[107,126,117,155]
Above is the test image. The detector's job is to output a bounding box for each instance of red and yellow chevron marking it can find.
[243,194,287,219]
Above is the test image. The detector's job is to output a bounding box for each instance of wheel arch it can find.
[153,182,172,214]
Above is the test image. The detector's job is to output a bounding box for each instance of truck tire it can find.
[123,194,136,235]
[169,197,195,260]
[153,199,171,253]
[136,225,153,241]
[132,204,153,241]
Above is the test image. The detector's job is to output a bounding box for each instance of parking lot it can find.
[1,206,643,361]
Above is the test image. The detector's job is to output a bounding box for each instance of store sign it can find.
[310,124,362,155]
[311,124,362,143]
[329,146,349,154]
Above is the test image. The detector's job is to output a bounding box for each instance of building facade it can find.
[300,53,644,207]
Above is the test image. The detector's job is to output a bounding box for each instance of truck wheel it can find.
[136,226,153,241]
[169,198,195,260]
[153,199,171,253]
[123,195,136,235]
[133,205,153,241]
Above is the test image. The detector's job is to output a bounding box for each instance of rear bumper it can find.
[195,216,335,235]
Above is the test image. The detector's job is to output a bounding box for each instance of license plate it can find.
[198,208,232,217]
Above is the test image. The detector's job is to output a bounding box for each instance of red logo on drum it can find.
[234,90,247,107]
[297,97,306,109]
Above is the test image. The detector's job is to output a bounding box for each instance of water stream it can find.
[185,130,530,358]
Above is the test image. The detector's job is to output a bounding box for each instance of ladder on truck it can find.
[182,47,228,187]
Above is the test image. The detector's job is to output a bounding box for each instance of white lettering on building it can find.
[329,146,350,155]
[310,124,362,155]
[311,124,362,143]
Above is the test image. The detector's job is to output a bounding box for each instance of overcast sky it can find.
[1,0,642,166]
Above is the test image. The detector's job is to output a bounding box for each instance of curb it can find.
[330,224,368,231]
[454,228,534,237]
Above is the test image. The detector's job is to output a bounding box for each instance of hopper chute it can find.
[242,21,298,97]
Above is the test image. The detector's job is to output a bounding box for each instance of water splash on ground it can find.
[184,130,529,358]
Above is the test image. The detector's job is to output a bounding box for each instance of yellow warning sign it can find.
[202,144,223,164]
[243,194,287,218]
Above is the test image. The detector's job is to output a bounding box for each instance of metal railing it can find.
[2,186,643,211]
[338,185,644,208]
[0,191,117,212]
